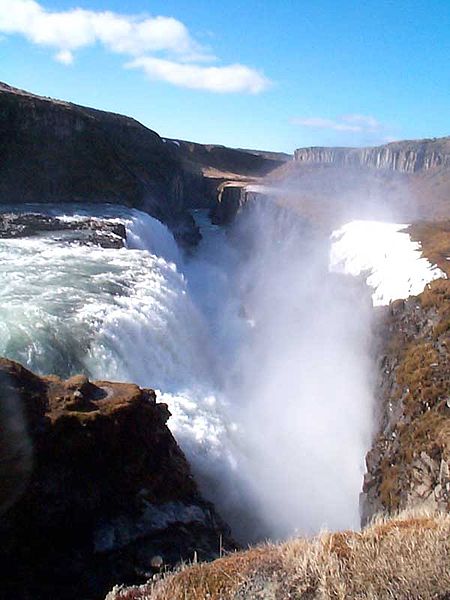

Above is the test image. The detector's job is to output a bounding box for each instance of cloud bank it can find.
[0,0,270,94]
[291,114,396,145]
[292,114,382,134]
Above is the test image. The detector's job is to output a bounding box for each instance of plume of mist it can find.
[266,163,420,228]
[185,198,376,543]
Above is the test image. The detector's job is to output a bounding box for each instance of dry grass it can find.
[408,221,450,277]
[370,276,450,513]
[107,510,450,600]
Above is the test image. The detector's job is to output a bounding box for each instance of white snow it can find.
[329,220,446,306]
[245,184,271,194]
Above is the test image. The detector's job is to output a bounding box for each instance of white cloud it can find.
[127,57,270,94]
[0,0,270,94]
[292,114,383,133]
[55,49,74,65]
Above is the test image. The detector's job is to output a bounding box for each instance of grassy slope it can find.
[107,511,450,599]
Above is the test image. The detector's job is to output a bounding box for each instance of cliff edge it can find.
[0,358,233,600]
[0,82,200,245]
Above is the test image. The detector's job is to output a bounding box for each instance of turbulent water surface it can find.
[0,201,376,542]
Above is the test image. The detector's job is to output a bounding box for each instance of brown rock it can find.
[0,358,233,600]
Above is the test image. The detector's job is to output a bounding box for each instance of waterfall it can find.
[0,202,376,543]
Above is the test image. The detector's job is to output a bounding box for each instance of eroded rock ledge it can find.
[0,359,234,600]
[0,212,127,248]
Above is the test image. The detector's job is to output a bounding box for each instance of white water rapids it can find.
[0,201,377,542]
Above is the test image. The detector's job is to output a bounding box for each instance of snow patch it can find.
[329,220,446,306]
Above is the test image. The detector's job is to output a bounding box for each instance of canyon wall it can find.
[294,137,450,173]
[360,224,450,524]
[0,82,202,245]
[0,83,181,213]
[0,82,285,243]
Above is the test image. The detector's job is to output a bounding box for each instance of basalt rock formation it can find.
[0,82,287,245]
[294,137,450,173]
[268,137,450,225]
[361,280,450,524]
[0,359,233,600]
[170,139,289,212]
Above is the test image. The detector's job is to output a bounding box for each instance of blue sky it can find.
[1,0,449,152]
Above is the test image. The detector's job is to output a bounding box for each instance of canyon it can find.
[0,81,450,599]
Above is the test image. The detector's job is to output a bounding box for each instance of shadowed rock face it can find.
[169,139,290,210]
[0,82,289,244]
[0,363,33,515]
[0,82,201,246]
[0,359,234,600]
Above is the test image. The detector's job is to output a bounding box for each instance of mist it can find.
[182,197,376,542]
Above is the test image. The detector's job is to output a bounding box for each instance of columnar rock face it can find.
[0,359,233,600]
[294,138,450,173]
[210,183,245,224]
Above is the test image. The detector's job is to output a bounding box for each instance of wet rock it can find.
[0,212,127,248]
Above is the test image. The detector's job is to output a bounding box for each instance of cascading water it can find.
[0,200,375,543]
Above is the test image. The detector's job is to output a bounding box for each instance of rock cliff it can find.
[171,139,289,211]
[0,81,287,243]
[361,224,450,523]
[0,82,199,246]
[294,137,450,173]
[0,359,233,600]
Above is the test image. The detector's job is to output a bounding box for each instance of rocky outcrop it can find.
[210,183,268,225]
[294,137,450,173]
[0,359,233,600]
[210,183,245,225]
[361,279,450,524]
[0,82,200,246]
[172,139,288,212]
[0,212,127,248]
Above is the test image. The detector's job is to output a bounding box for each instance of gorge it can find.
[1,82,450,599]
